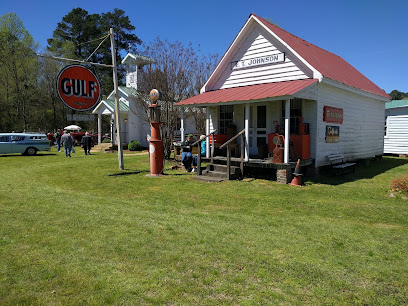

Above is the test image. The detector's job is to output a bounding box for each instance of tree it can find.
[47,8,142,95]
[0,12,39,132]
[47,8,101,59]
[137,37,219,158]
[100,9,141,60]
[37,54,68,130]
[389,90,407,100]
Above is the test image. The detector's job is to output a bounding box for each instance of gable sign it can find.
[232,53,285,70]
[57,65,101,111]
[323,106,343,124]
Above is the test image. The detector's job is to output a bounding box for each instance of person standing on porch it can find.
[200,135,206,156]
[81,132,94,155]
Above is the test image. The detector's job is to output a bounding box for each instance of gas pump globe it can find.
[149,89,161,122]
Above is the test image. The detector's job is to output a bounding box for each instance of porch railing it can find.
[219,128,245,180]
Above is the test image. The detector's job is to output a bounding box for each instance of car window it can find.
[0,136,9,142]
[11,136,25,141]
[30,136,44,140]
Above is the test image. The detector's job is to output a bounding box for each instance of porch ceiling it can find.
[176,79,318,107]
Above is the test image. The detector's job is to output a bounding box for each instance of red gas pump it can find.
[148,89,164,176]
[272,134,285,164]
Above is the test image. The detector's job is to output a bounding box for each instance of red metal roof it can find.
[252,14,390,99]
[176,79,318,106]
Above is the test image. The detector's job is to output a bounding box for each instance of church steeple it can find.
[121,53,155,90]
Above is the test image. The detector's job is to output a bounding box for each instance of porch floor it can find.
[201,156,314,169]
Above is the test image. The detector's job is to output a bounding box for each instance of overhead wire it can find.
[74,32,110,47]
[85,33,110,62]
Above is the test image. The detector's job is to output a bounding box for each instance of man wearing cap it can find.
[181,134,197,172]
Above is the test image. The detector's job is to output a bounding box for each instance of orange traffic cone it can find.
[290,159,302,186]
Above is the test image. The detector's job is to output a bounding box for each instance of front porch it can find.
[176,79,320,184]
[199,155,314,184]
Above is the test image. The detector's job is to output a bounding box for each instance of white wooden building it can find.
[384,100,408,155]
[176,13,390,172]
[92,53,196,146]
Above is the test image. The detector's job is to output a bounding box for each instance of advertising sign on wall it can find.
[323,106,343,124]
[57,65,101,111]
[326,125,340,143]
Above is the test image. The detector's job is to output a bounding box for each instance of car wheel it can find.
[25,147,37,156]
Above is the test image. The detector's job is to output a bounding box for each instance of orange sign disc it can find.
[57,65,101,111]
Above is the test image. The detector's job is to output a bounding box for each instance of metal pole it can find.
[245,104,250,162]
[227,143,231,180]
[206,108,210,159]
[110,28,124,170]
[180,108,185,141]
[37,54,113,68]
[284,99,290,164]
[97,114,102,144]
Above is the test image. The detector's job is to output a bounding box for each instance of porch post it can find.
[98,113,102,144]
[111,114,115,145]
[206,107,210,158]
[180,108,185,142]
[245,104,250,162]
[284,98,290,163]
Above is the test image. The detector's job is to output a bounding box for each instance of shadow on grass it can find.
[0,153,56,158]
[305,157,408,186]
[107,170,149,177]
[107,167,195,177]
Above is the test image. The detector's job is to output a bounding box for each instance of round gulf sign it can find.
[149,89,160,102]
[57,65,101,111]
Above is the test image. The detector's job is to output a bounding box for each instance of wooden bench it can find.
[327,154,356,175]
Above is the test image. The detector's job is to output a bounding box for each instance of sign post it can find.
[47,28,124,170]
[109,28,124,170]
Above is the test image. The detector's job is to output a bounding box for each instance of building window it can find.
[281,98,302,134]
[219,105,234,135]
[385,116,388,137]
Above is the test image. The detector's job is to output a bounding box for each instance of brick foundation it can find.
[276,169,292,184]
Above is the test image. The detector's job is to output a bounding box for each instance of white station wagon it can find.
[0,133,51,156]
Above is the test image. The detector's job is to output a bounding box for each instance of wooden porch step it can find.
[207,163,241,174]
[197,163,242,181]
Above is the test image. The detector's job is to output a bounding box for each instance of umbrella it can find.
[64,125,81,131]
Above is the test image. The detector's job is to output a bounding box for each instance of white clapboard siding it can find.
[384,113,408,154]
[128,100,151,147]
[210,23,313,91]
[315,83,385,167]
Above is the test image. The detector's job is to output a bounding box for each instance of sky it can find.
[1,0,407,94]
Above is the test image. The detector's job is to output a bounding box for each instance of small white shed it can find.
[384,100,408,155]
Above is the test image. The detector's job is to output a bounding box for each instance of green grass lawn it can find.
[1,149,407,304]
